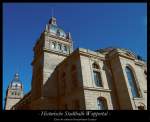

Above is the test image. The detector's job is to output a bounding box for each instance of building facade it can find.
[6,16,147,110]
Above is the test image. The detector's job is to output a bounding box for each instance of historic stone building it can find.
[5,16,147,110]
[5,73,23,110]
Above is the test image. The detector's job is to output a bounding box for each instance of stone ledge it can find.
[84,86,111,92]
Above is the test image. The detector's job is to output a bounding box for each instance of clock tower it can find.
[31,16,73,100]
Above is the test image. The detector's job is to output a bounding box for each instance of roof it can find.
[49,24,66,38]
[9,73,22,89]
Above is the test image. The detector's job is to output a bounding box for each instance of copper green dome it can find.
[47,17,67,38]
[49,24,66,38]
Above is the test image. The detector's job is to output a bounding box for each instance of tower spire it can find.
[51,8,54,17]
[14,72,19,81]
[49,8,57,25]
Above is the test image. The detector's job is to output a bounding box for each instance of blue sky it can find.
[3,3,147,109]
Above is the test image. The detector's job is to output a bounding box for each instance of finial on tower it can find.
[49,17,57,25]
[14,72,19,81]
[51,8,54,17]
[49,8,57,25]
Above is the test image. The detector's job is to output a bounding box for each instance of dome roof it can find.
[45,17,68,39]
[10,73,22,89]
[49,24,66,38]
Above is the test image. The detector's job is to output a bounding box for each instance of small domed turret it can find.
[9,73,22,89]
[45,17,67,39]
[5,72,24,110]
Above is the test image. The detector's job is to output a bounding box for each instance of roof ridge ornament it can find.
[14,72,19,82]
[51,8,54,18]
[49,16,57,26]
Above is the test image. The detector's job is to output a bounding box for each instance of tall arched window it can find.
[125,66,140,98]
[58,44,61,50]
[11,92,14,95]
[51,42,56,49]
[63,45,67,52]
[97,97,107,110]
[92,63,103,87]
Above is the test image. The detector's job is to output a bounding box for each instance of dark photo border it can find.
[1,0,149,121]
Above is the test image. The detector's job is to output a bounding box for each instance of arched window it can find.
[18,92,20,96]
[125,66,140,98]
[51,42,56,49]
[138,106,145,110]
[11,92,14,95]
[93,71,102,87]
[92,63,103,87]
[97,97,107,110]
[58,44,61,50]
[64,45,67,52]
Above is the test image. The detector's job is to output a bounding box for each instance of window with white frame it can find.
[92,63,103,87]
